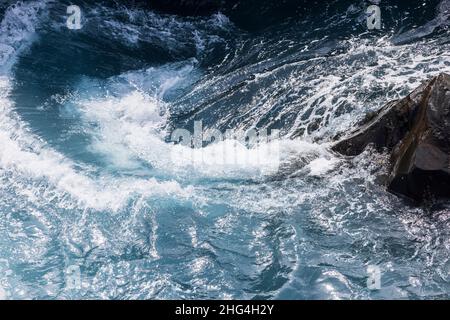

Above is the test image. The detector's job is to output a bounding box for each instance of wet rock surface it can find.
[332,73,450,202]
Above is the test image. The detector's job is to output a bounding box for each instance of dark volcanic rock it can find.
[332,73,450,202]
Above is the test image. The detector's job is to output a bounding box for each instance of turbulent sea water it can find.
[0,0,449,299]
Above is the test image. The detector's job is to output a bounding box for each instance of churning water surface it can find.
[0,0,449,299]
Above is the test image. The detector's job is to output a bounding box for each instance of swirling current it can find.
[0,0,449,299]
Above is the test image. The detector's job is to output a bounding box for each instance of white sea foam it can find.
[74,78,335,179]
[0,1,196,212]
[2,0,444,212]
[291,36,450,139]
[307,157,339,176]
[0,0,448,300]
[0,0,47,73]
[0,76,193,212]
[201,33,450,141]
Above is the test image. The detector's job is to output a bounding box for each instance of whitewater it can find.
[0,0,449,299]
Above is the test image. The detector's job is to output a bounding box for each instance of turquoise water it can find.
[0,0,449,299]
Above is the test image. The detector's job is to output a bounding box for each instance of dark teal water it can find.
[0,0,449,299]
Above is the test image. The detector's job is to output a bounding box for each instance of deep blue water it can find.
[0,0,449,299]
